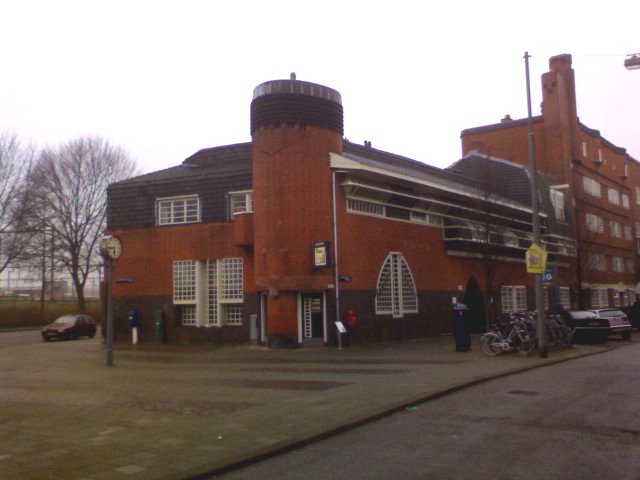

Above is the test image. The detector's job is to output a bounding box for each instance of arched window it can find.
[375,253,418,318]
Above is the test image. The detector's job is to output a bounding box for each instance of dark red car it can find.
[41,314,97,341]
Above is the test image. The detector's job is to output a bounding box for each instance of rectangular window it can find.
[157,195,200,225]
[174,258,244,327]
[181,305,197,326]
[636,187,640,205]
[582,142,588,158]
[583,176,601,198]
[608,188,620,205]
[627,258,635,273]
[624,225,633,241]
[612,256,625,273]
[173,260,197,303]
[597,148,603,164]
[410,211,442,226]
[230,191,254,215]
[550,190,565,222]
[220,258,244,302]
[610,221,622,239]
[501,286,527,313]
[559,287,571,310]
[622,193,630,209]
[591,288,609,309]
[589,252,606,271]
[586,213,604,233]
[347,198,385,217]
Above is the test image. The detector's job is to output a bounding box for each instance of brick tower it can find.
[250,75,344,347]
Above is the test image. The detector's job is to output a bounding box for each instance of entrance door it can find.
[301,293,325,346]
[463,277,486,333]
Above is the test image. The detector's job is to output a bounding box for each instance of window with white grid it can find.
[375,253,418,318]
[559,287,571,310]
[157,195,200,225]
[230,191,254,215]
[624,225,633,240]
[501,286,527,313]
[347,198,385,217]
[173,260,196,303]
[181,305,197,326]
[220,258,243,302]
[223,304,244,325]
[174,258,244,327]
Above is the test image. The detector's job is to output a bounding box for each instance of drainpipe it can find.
[332,169,348,327]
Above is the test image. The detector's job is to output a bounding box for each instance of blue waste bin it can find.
[452,303,471,351]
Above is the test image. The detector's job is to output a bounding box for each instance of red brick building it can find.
[106,72,578,347]
[461,54,638,310]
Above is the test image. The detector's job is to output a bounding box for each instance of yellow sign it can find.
[526,243,547,274]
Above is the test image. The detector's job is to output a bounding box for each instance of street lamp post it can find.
[524,51,548,358]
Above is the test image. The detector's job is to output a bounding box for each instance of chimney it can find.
[501,114,513,123]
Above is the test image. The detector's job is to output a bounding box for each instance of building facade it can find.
[106,71,581,347]
[461,54,639,310]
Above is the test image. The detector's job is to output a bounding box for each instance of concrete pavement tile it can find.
[113,464,147,475]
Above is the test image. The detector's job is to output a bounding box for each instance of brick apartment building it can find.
[105,54,634,347]
[461,54,639,310]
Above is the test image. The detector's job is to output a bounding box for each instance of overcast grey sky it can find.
[1,0,638,173]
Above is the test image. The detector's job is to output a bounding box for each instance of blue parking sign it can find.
[543,266,555,284]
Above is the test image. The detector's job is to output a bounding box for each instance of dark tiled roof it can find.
[110,142,253,188]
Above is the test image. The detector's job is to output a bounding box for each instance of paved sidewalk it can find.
[0,333,612,480]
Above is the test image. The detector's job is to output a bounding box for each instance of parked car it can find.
[41,314,97,341]
[568,309,632,341]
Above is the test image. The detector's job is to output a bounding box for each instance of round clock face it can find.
[101,236,122,260]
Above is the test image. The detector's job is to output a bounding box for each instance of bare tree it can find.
[30,137,138,312]
[0,132,34,277]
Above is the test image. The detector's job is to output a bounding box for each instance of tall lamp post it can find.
[100,235,122,366]
[524,51,548,358]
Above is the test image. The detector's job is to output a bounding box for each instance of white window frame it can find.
[624,225,633,241]
[607,188,620,206]
[635,186,640,206]
[583,176,601,198]
[157,195,201,225]
[174,258,244,327]
[501,285,527,313]
[591,288,609,309]
[589,252,606,271]
[585,213,604,233]
[347,198,385,217]
[622,193,630,209]
[609,221,622,239]
[230,190,254,216]
[559,287,571,310]
[612,256,625,273]
[375,252,418,318]
[550,189,566,222]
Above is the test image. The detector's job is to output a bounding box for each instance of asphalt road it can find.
[215,341,640,480]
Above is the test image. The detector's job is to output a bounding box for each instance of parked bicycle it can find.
[480,313,536,356]
[480,311,573,356]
